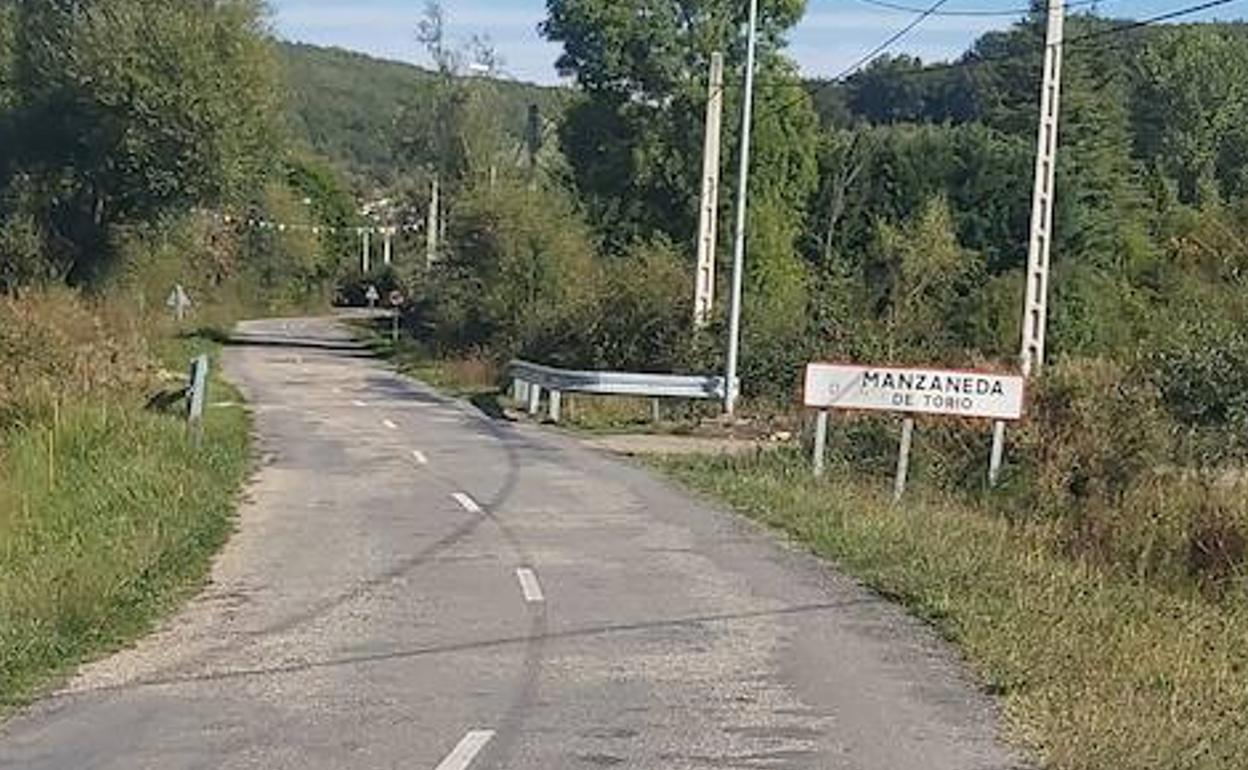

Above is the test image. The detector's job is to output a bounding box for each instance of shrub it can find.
[1010,357,1171,516]
[0,290,154,431]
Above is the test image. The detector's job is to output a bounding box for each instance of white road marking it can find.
[352,400,368,407]
[411,450,428,465]
[433,730,495,770]
[383,419,398,430]
[516,568,545,603]
[452,492,482,514]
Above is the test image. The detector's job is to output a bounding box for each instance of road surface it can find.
[0,316,1026,769]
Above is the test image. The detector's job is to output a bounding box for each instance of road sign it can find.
[365,285,380,307]
[388,290,405,307]
[803,363,1024,421]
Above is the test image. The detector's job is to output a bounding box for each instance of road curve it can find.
[0,316,1026,770]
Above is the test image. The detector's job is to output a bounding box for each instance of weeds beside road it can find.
[659,450,1248,770]
[0,293,252,715]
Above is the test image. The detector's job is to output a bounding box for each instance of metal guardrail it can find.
[507,359,731,423]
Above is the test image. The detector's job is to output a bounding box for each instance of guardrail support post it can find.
[549,390,562,423]
[650,398,661,423]
[813,409,829,478]
[527,383,542,416]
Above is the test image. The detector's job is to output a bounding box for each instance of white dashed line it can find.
[452,493,482,514]
[515,568,545,603]
[411,450,428,465]
[383,419,398,430]
[433,730,495,770]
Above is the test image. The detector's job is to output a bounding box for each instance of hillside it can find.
[278,42,568,185]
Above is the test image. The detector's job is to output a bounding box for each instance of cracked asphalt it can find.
[0,315,1026,770]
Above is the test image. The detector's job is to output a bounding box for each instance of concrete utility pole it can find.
[361,228,372,274]
[695,52,725,330]
[383,227,393,266]
[426,175,440,267]
[990,0,1065,486]
[724,0,760,416]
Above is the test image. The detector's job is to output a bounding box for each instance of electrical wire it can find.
[750,0,1244,122]
[851,0,1106,17]
[834,0,957,80]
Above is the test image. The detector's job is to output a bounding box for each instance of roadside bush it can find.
[1010,357,1171,516]
[0,290,154,432]
[418,181,599,364]
[590,236,698,372]
[1150,323,1248,465]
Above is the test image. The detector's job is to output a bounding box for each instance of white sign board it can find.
[804,363,1025,421]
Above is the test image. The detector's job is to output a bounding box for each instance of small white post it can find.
[512,378,523,403]
[187,354,209,447]
[893,418,915,504]
[527,383,542,415]
[383,228,393,266]
[813,409,829,478]
[549,390,562,423]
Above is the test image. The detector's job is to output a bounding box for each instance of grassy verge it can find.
[0,339,250,714]
[657,449,1248,770]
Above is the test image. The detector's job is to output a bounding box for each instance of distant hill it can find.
[278,42,567,185]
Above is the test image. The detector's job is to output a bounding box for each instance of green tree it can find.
[3,0,281,284]
[542,0,815,249]
[1132,26,1248,204]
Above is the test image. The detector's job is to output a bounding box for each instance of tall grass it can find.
[0,290,252,712]
[660,450,1248,770]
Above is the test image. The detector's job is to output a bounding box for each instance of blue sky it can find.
[272,1,1248,84]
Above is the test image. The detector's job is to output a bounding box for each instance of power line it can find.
[838,0,1245,83]
[834,0,956,80]
[751,0,1243,122]
[851,0,1106,17]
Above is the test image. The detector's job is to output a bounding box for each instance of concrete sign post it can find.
[803,363,1025,497]
[812,409,830,478]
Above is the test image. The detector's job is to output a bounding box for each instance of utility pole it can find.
[990,0,1065,486]
[383,227,393,266]
[361,228,371,274]
[724,0,760,416]
[426,175,440,267]
[695,52,725,330]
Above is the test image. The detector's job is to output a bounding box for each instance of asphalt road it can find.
[0,316,1026,770]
